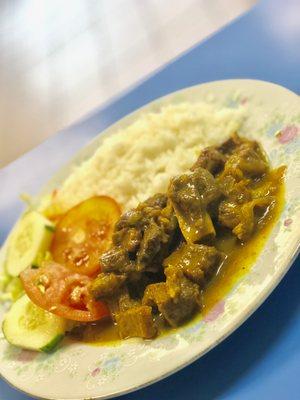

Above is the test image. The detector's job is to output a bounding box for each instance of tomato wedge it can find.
[50,196,121,276]
[20,262,110,322]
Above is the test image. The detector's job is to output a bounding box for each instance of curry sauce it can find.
[71,141,285,346]
[203,174,285,313]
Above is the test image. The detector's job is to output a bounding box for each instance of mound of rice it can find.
[53,102,245,212]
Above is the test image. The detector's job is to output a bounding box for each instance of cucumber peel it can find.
[40,334,65,353]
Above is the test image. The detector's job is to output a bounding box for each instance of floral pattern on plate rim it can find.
[0,82,299,398]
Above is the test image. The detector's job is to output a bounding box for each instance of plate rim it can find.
[0,78,299,400]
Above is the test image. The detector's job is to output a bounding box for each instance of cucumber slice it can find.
[2,295,67,352]
[5,211,55,277]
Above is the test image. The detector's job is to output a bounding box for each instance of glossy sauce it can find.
[203,180,285,312]
[73,171,285,346]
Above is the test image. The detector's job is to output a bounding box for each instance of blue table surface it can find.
[1,0,299,398]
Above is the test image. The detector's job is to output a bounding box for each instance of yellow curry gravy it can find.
[70,168,285,346]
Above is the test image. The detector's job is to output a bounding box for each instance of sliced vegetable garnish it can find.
[5,211,55,277]
[20,261,109,322]
[50,196,121,276]
[2,294,67,352]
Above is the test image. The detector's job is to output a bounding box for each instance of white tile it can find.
[0,0,256,167]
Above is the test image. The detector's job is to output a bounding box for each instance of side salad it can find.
[0,196,121,352]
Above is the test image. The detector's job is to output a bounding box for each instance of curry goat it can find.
[90,134,284,339]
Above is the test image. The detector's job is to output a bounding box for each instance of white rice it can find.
[53,102,246,212]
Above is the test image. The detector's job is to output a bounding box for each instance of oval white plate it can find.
[0,80,299,400]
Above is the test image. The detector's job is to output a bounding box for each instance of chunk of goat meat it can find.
[143,267,201,327]
[90,273,126,300]
[191,147,226,175]
[168,167,221,243]
[218,197,275,241]
[115,306,157,339]
[164,243,224,286]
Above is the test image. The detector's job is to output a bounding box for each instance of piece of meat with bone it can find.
[168,167,221,243]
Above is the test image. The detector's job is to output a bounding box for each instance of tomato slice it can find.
[50,196,121,276]
[20,262,110,322]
